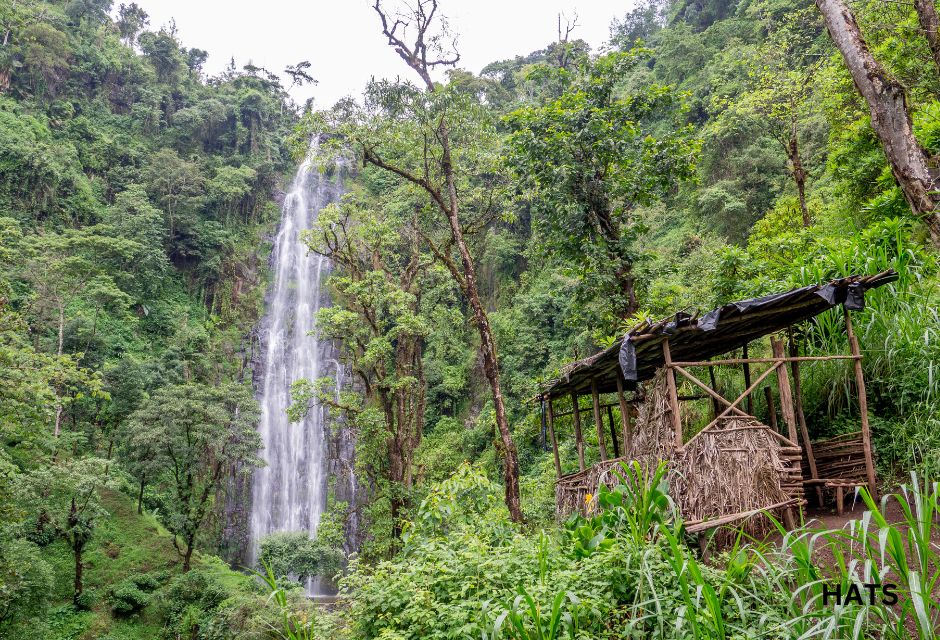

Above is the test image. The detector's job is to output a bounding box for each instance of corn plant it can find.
[255,563,315,640]
[754,474,940,639]
[489,588,582,640]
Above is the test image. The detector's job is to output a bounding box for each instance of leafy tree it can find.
[22,457,109,605]
[142,147,205,254]
[318,0,525,521]
[138,28,183,84]
[284,60,315,92]
[126,382,261,571]
[711,7,824,227]
[299,184,434,541]
[208,164,256,225]
[116,2,148,47]
[64,0,112,26]
[103,184,171,297]
[20,21,70,97]
[505,49,699,324]
[18,229,131,437]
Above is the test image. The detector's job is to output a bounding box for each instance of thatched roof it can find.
[540,270,897,398]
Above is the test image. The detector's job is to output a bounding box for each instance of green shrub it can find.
[128,572,161,592]
[109,582,150,615]
[74,588,98,611]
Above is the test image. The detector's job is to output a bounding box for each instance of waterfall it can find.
[249,138,348,595]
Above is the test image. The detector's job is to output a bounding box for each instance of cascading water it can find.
[249,139,350,595]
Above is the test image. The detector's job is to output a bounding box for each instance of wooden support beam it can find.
[673,355,860,367]
[708,366,721,418]
[607,404,620,458]
[700,361,783,432]
[571,393,585,472]
[789,329,822,505]
[616,375,632,458]
[591,379,609,461]
[662,339,684,451]
[764,386,778,431]
[546,398,561,479]
[552,400,619,419]
[845,310,878,501]
[684,497,801,533]
[771,337,799,444]
[742,343,754,415]
[673,366,750,418]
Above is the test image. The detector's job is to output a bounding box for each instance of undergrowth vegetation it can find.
[308,464,938,640]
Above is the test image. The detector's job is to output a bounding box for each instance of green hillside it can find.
[2,0,939,637]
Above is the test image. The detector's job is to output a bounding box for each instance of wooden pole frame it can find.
[789,328,822,505]
[742,342,754,415]
[591,379,609,461]
[698,360,784,432]
[616,375,632,458]
[662,339,684,451]
[764,386,778,431]
[571,392,585,472]
[546,398,561,479]
[607,404,620,458]
[845,310,878,500]
[771,337,799,444]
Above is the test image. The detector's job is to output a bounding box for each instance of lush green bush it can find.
[257,502,348,584]
[0,538,54,628]
[109,581,150,615]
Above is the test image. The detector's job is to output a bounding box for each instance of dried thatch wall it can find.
[557,370,804,538]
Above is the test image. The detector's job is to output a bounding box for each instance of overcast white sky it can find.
[126,0,631,107]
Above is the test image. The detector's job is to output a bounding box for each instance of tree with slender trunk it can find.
[24,457,107,607]
[326,0,524,522]
[127,382,261,571]
[816,0,940,245]
[913,0,940,78]
[295,188,432,543]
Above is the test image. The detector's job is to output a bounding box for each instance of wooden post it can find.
[607,405,620,458]
[662,339,684,451]
[763,387,778,431]
[616,376,632,458]
[571,393,585,472]
[742,342,754,415]
[546,398,561,479]
[845,310,878,501]
[789,328,822,505]
[771,337,799,443]
[708,365,721,418]
[591,379,609,461]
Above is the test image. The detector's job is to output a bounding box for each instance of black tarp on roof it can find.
[539,271,897,399]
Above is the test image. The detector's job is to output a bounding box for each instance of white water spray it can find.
[249,139,345,595]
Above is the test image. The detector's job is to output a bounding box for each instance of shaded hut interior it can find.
[538,271,897,536]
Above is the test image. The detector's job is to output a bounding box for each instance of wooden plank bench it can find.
[803,478,868,515]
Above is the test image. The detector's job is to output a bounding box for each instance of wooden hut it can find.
[538,271,896,536]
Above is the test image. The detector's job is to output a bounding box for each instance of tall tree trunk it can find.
[787,126,811,227]
[183,541,194,572]
[438,124,523,523]
[914,0,940,77]
[54,302,65,438]
[73,543,83,605]
[70,497,84,605]
[816,0,940,245]
[137,476,146,514]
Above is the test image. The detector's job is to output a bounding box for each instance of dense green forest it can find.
[1,0,939,638]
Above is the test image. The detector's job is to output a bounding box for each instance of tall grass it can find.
[565,463,939,639]
[793,218,940,416]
